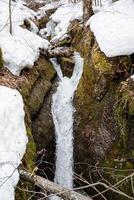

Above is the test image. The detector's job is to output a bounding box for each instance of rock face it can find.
[0,54,56,199]
[68,21,134,199]
[59,56,75,77]
[28,22,134,199]
[1,14,134,199]
[32,80,56,151]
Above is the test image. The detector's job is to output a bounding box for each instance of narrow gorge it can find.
[1,0,134,200]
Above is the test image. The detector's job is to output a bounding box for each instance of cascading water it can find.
[50,52,83,199]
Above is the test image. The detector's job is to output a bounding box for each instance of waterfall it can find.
[50,52,83,199]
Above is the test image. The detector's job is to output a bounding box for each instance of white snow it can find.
[44,2,83,41]
[130,74,134,81]
[37,1,62,20]
[0,86,28,200]
[39,21,56,39]
[0,0,49,75]
[51,53,83,200]
[92,0,112,13]
[88,0,134,57]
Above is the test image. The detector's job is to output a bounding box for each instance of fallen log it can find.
[40,47,74,58]
[19,169,92,200]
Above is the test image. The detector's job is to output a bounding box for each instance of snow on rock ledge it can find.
[0,0,49,75]
[44,2,83,42]
[88,0,134,57]
[0,86,28,200]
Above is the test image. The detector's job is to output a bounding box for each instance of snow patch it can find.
[88,0,134,57]
[130,74,134,81]
[92,0,112,13]
[0,0,49,75]
[37,1,62,19]
[44,2,83,41]
[0,86,28,200]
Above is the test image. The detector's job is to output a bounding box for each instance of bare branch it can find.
[9,0,12,34]
[19,169,92,200]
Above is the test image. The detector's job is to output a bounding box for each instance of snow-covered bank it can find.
[88,0,134,57]
[92,0,112,13]
[37,1,63,19]
[0,0,49,75]
[43,2,83,41]
[0,86,28,200]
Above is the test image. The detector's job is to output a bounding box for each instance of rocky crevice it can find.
[1,6,134,199]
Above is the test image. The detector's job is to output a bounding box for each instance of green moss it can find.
[58,37,71,47]
[27,80,51,116]
[69,22,133,200]
[60,57,73,63]
[115,95,128,147]
[72,29,93,56]
[24,128,36,171]
[115,84,134,147]
[38,57,56,80]
[100,141,133,200]
[119,56,131,72]
[80,32,93,56]
[15,113,36,199]
[92,49,114,75]
[15,50,56,199]
[15,185,30,200]
[70,23,83,48]
[106,84,134,199]
[20,86,29,99]
[127,96,134,115]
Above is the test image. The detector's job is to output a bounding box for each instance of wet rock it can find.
[59,57,75,78]
[0,55,56,199]
[32,80,57,151]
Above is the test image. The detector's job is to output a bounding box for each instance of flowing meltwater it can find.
[50,52,83,200]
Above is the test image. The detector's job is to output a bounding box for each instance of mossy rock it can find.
[68,21,134,199]
[24,128,36,171]
[59,57,75,77]
[15,106,36,200]
[27,79,52,117]
[36,57,56,80]
[99,138,134,200]
[69,21,93,56]
[98,78,134,200]
[19,57,56,117]
[115,78,134,147]
[15,57,55,199]
[92,47,113,75]
[57,36,71,47]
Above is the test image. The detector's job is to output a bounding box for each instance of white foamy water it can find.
[50,52,83,199]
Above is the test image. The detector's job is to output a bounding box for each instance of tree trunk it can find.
[83,0,93,23]
[19,170,92,200]
[9,0,12,34]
